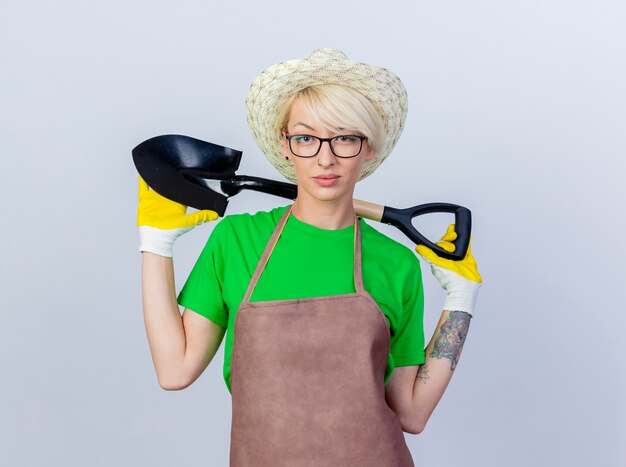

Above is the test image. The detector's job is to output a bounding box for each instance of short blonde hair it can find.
[275,84,385,156]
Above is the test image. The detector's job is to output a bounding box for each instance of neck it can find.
[290,194,356,230]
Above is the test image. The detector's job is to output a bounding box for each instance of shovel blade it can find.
[132,134,243,215]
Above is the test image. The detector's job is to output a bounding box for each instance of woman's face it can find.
[281,99,376,204]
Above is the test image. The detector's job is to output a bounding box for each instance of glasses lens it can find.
[330,136,363,157]
[289,135,320,157]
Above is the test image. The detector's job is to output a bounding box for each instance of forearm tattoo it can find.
[429,310,471,371]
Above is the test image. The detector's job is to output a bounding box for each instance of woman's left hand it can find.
[415,224,482,317]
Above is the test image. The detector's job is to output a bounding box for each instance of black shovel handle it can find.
[216,175,298,199]
[382,203,471,261]
[193,173,472,261]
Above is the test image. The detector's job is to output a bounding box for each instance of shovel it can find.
[132,134,471,261]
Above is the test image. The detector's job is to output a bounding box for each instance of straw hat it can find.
[245,48,408,183]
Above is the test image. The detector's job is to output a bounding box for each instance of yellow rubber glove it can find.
[415,224,482,317]
[137,176,218,257]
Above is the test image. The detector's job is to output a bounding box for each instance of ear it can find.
[363,144,377,162]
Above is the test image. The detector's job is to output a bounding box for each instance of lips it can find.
[312,174,340,187]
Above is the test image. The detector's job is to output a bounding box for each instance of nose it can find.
[317,140,336,167]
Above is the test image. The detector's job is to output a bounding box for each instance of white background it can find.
[1,1,624,466]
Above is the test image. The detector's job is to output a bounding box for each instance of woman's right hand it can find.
[137,176,218,257]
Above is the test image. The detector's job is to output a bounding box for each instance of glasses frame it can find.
[284,134,367,158]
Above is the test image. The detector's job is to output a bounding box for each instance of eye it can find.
[293,135,315,144]
[334,135,360,143]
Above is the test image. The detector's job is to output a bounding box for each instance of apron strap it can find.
[242,205,293,303]
[353,214,365,294]
[242,205,365,303]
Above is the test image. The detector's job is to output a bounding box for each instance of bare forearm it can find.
[141,252,187,388]
[411,309,472,429]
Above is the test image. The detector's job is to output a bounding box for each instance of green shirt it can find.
[177,205,425,394]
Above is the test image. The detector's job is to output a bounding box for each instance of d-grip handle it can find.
[353,200,471,261]
[380,202,471,261]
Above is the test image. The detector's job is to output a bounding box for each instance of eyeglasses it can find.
[284,134,367,158]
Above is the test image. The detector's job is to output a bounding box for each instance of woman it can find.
[137,49,482,466]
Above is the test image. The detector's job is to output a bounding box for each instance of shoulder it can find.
[223,205,288,228]
[198,205,290,265]
[218,205,288,234]
[360,220,424,306]
[207,204,289,245]
[360,220,420,270]
[360,220,423,294]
